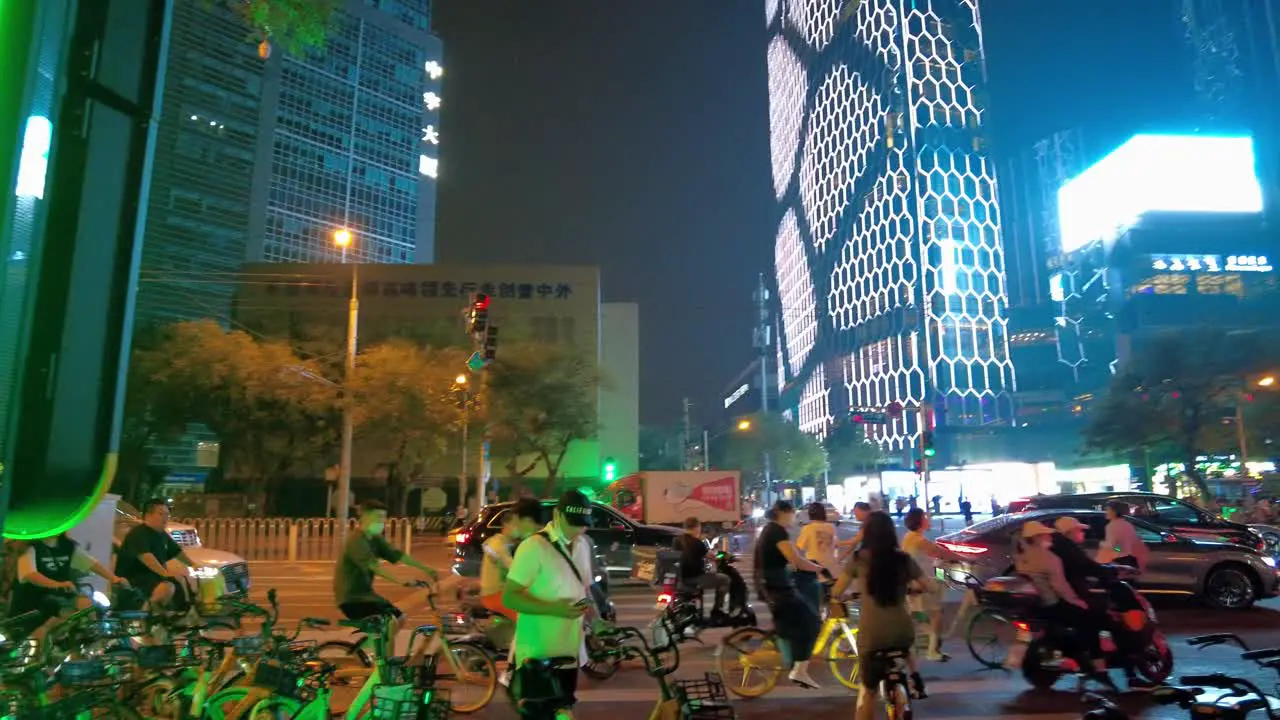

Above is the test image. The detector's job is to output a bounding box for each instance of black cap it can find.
[556,489,592,527]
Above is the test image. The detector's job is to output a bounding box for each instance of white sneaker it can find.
[789,665,820,689]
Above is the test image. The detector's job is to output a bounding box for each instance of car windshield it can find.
[962,514,1020,536]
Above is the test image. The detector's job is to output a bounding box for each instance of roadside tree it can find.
[486,346,600,496]
[724,413,827,484]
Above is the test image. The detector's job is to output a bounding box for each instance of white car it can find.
[112,501,250,596]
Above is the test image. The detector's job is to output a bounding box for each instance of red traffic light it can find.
[851,413,864,423]
[914,459,924,473]
[473,293,490,309]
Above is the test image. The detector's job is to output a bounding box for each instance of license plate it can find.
[1016,629,1031,642]
[633,561,655,582]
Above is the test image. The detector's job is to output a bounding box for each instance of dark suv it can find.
[1013,491,1264,552]
[450,500,681,580]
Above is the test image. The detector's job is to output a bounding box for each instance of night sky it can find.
[432,0,1194,426]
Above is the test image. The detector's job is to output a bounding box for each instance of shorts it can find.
[481,593,518,622]
[339,598,403,620]
[510,663,578,719]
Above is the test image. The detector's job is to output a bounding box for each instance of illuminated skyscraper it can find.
[251,0,443,265]
[767,0,1015,455]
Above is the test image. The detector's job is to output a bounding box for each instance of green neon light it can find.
[3,454,117,540]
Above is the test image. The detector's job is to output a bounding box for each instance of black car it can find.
[1013,491,1265,552]
[450,500,681,580]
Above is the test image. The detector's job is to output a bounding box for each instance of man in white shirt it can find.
[503,490,597,719]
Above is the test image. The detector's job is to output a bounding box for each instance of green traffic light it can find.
[602,456,616,482]
[923,447,936,458]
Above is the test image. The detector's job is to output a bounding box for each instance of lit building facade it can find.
[135,2,269,325]
[767,0,1016,458]
[249,0,442,266]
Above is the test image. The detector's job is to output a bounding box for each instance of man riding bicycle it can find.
[334,500,438,639]
[116,499,206,611]
[10,532,126,639]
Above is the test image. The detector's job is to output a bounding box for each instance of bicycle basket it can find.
[251,659,315,702]
[273,639,318,664]
[56,658,118,687]
[369,684,450,720]
[675,672,737,720]
[383,655,438,688]
[231,634,268,657]
[0,639,37,669]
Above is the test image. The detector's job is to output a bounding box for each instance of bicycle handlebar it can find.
[1188,633,1250,650]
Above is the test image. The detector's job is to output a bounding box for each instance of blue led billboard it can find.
[1057,134,1264,254]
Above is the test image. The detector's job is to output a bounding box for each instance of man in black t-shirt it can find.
[116,499,203,610]
[672,517,730,618]
[753,500,824,689]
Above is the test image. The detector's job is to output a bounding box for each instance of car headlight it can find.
[188,566,220,579]
[1263,556,1277,568]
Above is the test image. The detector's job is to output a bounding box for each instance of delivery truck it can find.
[608,471,741,529]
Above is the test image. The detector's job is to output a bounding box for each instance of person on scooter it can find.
[1017,521,1111,687]
[1052,516,1154,691]
[673,516,731,623]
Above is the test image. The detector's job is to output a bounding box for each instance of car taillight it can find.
[1014,621,1030,632]
[456,531,471,544]
[937,540,988,555]
[657,592,672,605]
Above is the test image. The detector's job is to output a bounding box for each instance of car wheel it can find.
[1205,565,1258,609]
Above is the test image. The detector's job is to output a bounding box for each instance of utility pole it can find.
[753,273,772,413]
[681,397,695,471]
[918,402,934,508]
[335,229,358,552]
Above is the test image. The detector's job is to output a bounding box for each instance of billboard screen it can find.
[1057,134,1263,254]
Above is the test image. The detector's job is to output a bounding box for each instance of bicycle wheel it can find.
[245,697,304,720]
[825,626,859,689]
[885,680,912,720]
[130,675,182,719]
[965,608,1010,669]
[314,640,373,713]
[716,626,783,699]
[438,640,497,713]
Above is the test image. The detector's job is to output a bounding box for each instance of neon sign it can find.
[1150,254,1272,273]
[419,60,443,178]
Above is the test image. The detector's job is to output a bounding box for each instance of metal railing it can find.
[177,517,417,562]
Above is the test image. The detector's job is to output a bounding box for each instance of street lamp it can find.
[1236,374,1277,478]
[335,228,360,551]
[717,418,772,506]
[455,374,470,487]
[737,419,752,431]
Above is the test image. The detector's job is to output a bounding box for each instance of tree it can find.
[148,320,334,508]
[824,420,886,479]
[724,413,827,482]
[204,0,343,56]
[348,342,470,513]
[486,346,600,496]
[1083,327,1276,496]
[639,425,684,471]
[116,327,194,504]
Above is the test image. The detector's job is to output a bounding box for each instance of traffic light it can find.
[602,457,617,482]
[920,431,936,458]
[482,326,498,362]
[914,459,924,474]
[468,293,490,335]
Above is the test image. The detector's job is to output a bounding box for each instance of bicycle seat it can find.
[412,623,439,637]
[1152,686,1202,706]
[521,656,579,670]
[300,617,332,627]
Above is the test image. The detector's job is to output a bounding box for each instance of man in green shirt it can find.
[334,500,438,639]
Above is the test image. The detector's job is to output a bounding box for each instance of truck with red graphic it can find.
[607,471,741,529]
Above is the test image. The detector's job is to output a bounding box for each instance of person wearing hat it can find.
[503,490,600,719]
[1018,520,1113,688]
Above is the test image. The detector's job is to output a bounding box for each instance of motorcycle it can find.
[652,546,756,646]
[977,566,1173,690]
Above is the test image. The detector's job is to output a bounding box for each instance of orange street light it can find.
[334,228,352,247]
[737,419,752,431]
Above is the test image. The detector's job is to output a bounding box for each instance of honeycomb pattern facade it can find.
[767,0,1016,449]
[775,209,817,377]
[768,35,807,199]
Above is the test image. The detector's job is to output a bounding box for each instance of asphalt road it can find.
[245,541,1280,720]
